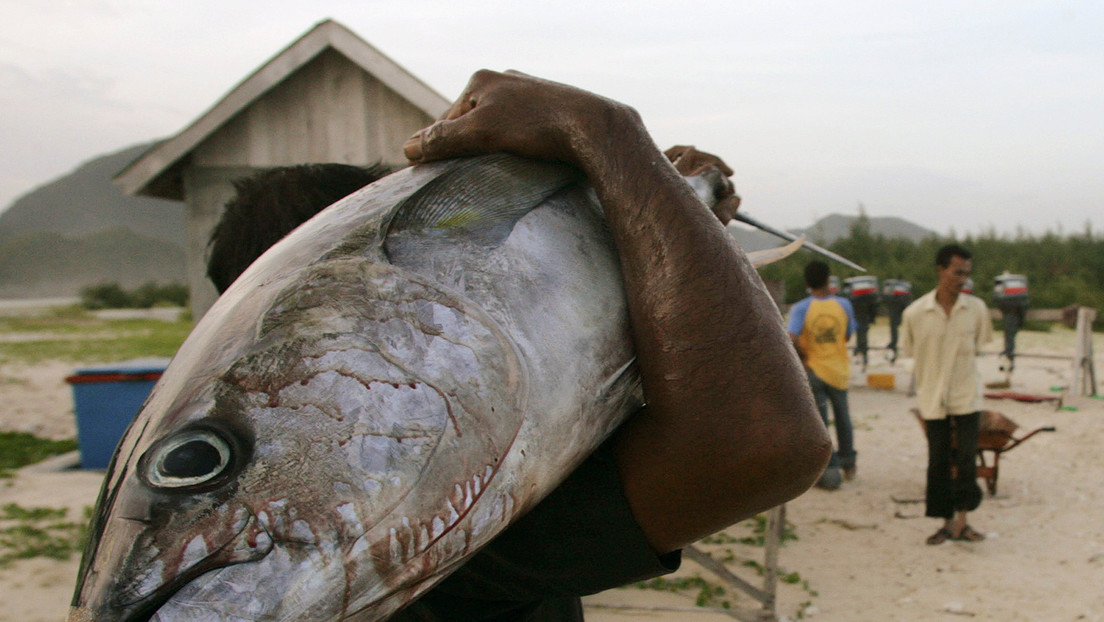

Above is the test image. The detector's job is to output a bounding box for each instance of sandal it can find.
[954,525,986,542]
[926,527,953,545]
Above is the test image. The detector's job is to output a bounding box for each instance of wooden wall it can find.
[182,49,437,318]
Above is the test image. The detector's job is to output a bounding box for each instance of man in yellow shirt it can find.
[788,261,858,490]
[901,244,993,544]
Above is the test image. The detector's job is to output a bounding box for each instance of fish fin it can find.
[597,358,642,402]
[385,154,581,254]
[746,236,805,268]
[595,357,644,422]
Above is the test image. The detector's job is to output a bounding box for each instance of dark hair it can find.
[935,243,972,268]
[207,163,392,293]
[803,260,830,289]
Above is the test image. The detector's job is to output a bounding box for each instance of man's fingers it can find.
[404,120,465,163]
[686,154,733,178]
[404,114,499,163]
[403,126,431,162]
[711,157,734,178]
[666,145,735,178]
[712,194,741,225]
[664,145,695,173]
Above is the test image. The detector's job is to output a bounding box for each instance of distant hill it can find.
[0,143,184,243]
[794,213,938,245]
[728,213,938,252]
[0,143,186,299]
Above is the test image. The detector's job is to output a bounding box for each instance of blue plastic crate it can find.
[66,358,170,469]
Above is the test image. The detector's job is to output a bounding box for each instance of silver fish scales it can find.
[69,154,798,621]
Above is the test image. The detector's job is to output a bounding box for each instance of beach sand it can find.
[2,324,1102,621]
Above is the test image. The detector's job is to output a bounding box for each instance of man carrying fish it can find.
[70,70,829,622]
[380,70,833,618]
[403,69,829,545]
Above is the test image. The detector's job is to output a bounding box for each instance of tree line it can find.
[758,214,1104,321]
[79,281,189,310]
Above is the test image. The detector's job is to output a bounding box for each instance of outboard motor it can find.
[842,275,879,370]
[881,279,912,363]
[828,275,840,295]
[993,272,1029,372]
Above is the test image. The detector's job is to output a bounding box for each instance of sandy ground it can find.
[1,323,1102,621]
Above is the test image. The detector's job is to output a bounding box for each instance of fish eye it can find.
[146,430,233,489]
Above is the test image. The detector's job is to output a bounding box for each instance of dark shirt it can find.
[391,439,682,621]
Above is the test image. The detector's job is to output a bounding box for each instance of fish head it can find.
[70,255,528,621]
[70,154,621,621]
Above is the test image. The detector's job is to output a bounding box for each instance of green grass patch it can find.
[730,513,799,547]
[0,432,78,477]
[633,575,733,609]
[0,307,192,364]
[623,514,818,618]
[0,504,90,567]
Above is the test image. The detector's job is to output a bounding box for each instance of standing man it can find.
[901,244,993,544]
[992,272,1029,373]
[787,260,858,490]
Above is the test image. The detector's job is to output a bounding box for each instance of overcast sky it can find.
[1,1,1101,236]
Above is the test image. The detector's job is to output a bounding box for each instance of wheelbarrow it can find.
[912,409,1055,495]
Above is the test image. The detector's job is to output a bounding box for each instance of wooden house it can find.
[115,19,450,318]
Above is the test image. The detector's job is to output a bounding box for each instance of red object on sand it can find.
[983,392,1060,403]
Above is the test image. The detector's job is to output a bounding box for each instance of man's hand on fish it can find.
[406,70,830,554]
[404,70,741,225]
[664,145,741,224]
[404,69,628,169]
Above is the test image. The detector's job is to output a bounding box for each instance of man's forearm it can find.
[404,69,829,552]
[578,109,828,551]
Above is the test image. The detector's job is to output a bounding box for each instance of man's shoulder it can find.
[961,293,990,313]
[902,290,935,316]
[812,296,853,319]
[789,296,813,315]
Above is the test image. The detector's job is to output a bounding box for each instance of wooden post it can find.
[761,504,785,618]
[680,504,785,621]
[590,506,787,620]
[1071,307,1098,396]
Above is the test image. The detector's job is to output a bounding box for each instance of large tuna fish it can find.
[69,154,798,621]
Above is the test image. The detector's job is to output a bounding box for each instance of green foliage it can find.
[0,504,90,567]
[781,571,803,584]
[0,505,66,521]
[80,281,189,310]
[633,575,733,609]
[0,432,78,478]
[79,282,129,309]
[733,513,799,547]
[698,532,741,545]
[0,310,192,364]
[761,222,1104,326]
[630,514,817,617]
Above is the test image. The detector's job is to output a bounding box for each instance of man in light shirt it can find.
[901,244,993,544]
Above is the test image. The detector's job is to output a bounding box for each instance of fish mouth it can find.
[72,511,272,622]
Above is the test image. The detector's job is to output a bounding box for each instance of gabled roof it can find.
[115,19,451,198]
